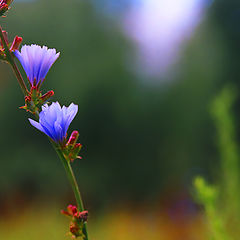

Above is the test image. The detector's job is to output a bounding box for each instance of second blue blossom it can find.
[29,102,78,143]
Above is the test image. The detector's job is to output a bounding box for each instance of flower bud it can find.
[67,205,78,215]
[61,205,88,239]
[10,36,22,51]
[67,131,79,146]
[69,223,81,237]
[61,204,78,217]
[76,210,88,222]
[40,90,54,103]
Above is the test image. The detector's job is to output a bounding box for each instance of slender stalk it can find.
[0,25,88,239]
[0,25,28,96]
[56,147,84,210]
[54,145,89,240]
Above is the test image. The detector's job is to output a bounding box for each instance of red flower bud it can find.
[77,210,88,222]
[10,36,22,51]
[61,205,88,239]
[25,96,31,102]
[67,131,79,146]
[69,223,81,237]
[67,205,78,215]
[40,90,54,103]
[61,204,79,217]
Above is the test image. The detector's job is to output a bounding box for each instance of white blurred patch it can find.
[122,0,209,78]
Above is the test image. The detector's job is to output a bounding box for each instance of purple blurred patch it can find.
[122,0,212,78]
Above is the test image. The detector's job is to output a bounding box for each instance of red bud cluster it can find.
[0,30,22,60]
[61,205,88,239]
[63,205,77,216]
[0,0,9,16]
[63,131,82,162]
[0,0,13,16]
[20,87,54,113]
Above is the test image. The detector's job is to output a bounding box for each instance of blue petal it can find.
[28,102,78,143]
[15,45,60,86]
[29,118,46,135]
[54,121,64,142]
[14,49,31,82]
[38,50,60,82]
[63,103,78,135]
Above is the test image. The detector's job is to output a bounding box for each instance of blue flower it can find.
[14,44,60,87]
[29,102,78,143]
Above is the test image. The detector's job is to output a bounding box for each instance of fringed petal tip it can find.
[15,44,60,87]
[29,102,78,144]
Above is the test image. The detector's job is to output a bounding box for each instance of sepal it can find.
[69,143,82,162]
[19,96,32,112]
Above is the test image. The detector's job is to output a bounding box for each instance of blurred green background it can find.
[0,0,239,239]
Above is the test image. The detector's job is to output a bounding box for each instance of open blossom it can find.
[14,44,60,87]
[29,102,78,143]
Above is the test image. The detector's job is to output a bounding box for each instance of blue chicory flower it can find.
[14,44,60,87]
[29,102,78,143]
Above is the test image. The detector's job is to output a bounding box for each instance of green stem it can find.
[56,147,84,210]
[0,25,88,240]
[0,25,28,96]
[54,145,89,240]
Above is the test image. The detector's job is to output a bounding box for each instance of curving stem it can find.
[55,145,89,240]
[0,24,88,239]
[0,25,28,96]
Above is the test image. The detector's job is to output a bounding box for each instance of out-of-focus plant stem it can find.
[0,25,28,96]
